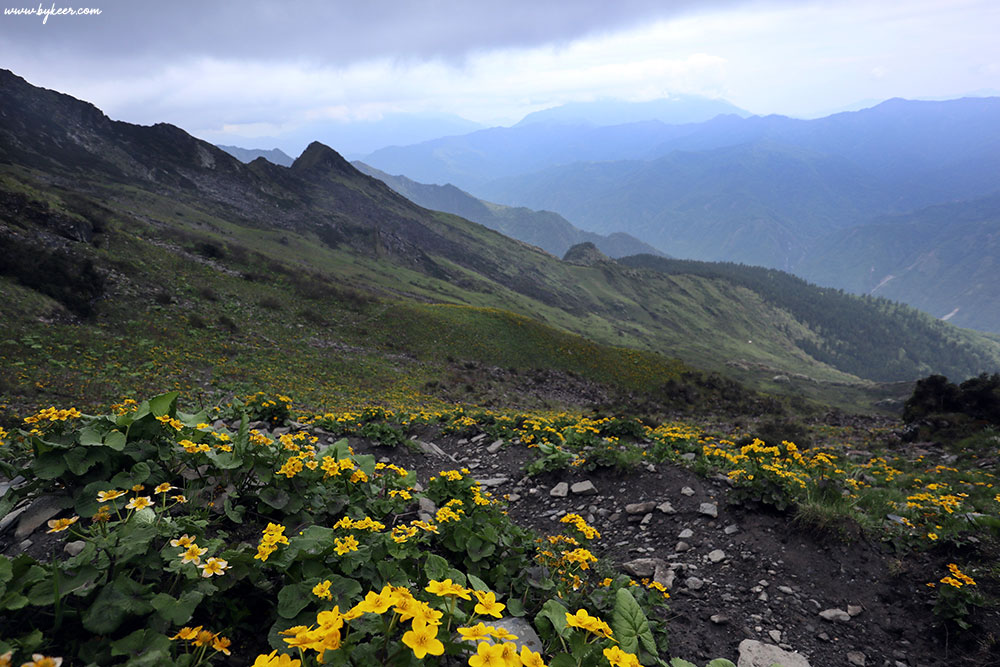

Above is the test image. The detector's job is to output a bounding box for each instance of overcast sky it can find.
[2,0,998,154]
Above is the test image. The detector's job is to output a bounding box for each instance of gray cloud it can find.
[1,0,753,64]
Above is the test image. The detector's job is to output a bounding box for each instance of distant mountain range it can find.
[351,162,665,259]
[515,95,750,127]
[4,67,999,402]
[363,96,1000,333]
[217,145,294,167]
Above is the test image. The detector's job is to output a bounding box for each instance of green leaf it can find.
[104,429,126,451]
[506,598,525,617]
[277,582,313,619]
[110,628,172,664]
[223,497,245,524]
[466,534,496,562]
[151,590,204,625]
[536,598,569,638]
[110,461,151,489]
[82,575,153,634]
[466,573,489,591]
[670,660,697,667]
[236,412,249,458]
[706,660,736,667]
[31,452,67,480]
[325,575,362,607]
[548,654,577,667]
[149,391,179,417]
[65,446,105,476]
[79,425,105,447]
[0,557,12,593]
[290,525,334,557]
[259,486,289,510]
[612,588,655,657]
[424,554,449,581]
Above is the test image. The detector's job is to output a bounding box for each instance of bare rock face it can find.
[738,639,811,667]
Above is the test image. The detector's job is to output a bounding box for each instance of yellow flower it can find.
[46,516,79,533]
[200,557,230,577]
[489,626,519,641]
[468,642,507,667]
[211,635,232,655]
[20,655,63,667]
[352,585,396,615]
[170,534,196,548]
[170,626,200,640]
[312,580,333,600]
[252,651,301,667]
[155,482,176,493]
[521,645,547,667]
[473,590,506,618]
[458,623,494,642]
[603,645,642,667]
[125,496,153,511]
[425,578,471,600]
[97,489,126,502]
[171,494,189,504]
[180,545,207,564]
[334,535,359,555]
[401,624,445,659]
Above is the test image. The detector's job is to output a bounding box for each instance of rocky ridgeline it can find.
[0,419,955,666]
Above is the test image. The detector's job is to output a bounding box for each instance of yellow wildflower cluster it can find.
[249,429,274,446]
[23,406,82,427]
[110,398,138,415]
[155,414,184,430]
[940,563,976,589]
[565,608,613,639]
[169,625,232,655]
[333,516,386,532]
[560,513,601,540]
[254,523,290,562]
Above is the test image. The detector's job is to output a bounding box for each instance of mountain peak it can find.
[562,242,611,265]
[291,141,355,176]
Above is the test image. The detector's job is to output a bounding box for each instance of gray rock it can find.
[622,557,664,578]
[625,502,656,515]
[418,497,437,514]
[698,502,719,518]
[737,639,811,667]
[708,549,726,563]
[681,487,695,496]
[847,651,866,666]
[571,481,597,495]
[640,513,652,526]
[64,540,86,556]
[724,524,740,535]
[675,541,691,552]
[768,630,782,643]
[710,614,729,625]
[15,495,68,539]
[507,493,521,502]
[819,608,851,622]
[476,477,509,488]
[657,501,676,514]
[0,475,26,499]
[778,585,795,595]
[847,604,863,617]
[486,440,504,454]
[471,433,487,443]
[685,576,704,591]
[678,528,694,539]
[0,504,29,534]
[549,482,569,498]
[488,617,542,653]
[416,440,455,461]
[681,452,696,461]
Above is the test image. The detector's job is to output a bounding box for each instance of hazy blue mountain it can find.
[204,112,484,160]
[217,145,294,167]
[515,95,750,127]
[796,195,1000,333]
[363,119,716,189]
[352,162,666,259]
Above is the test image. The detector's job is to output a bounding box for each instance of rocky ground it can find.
[4,420,999,667]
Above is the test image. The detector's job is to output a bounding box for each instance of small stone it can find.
[685,577,704,591]
[818,609,851,622]
[419,497,437,514]
[657,501,677,514]
[847,604,863,617]
[724,524,739,535]
[506,493,521,502]
[571,481,597,495]
[737,639,811,667]
[645,463,657,473]
[757,591,769,602]
[471,433,487,443]
[19,539,32,551]
[477,477,509,488]
[778,586,794,595]
[699,503,719,518]
[681,452,696,461]
[625,502,656,515]
[846,651,866,666]
[710,614,729,625]
[15,495,68,539]
[675,541,691,552]
[817,632,830,642]
[678,528,694,539]
[550,482,569,498]
[623,557,666,578]
[64,541,86,557]
[708,549,726,563]
[487,440,504,454]
[681,487,695,496]
[640,513,652,525]
[768,630,782,643]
